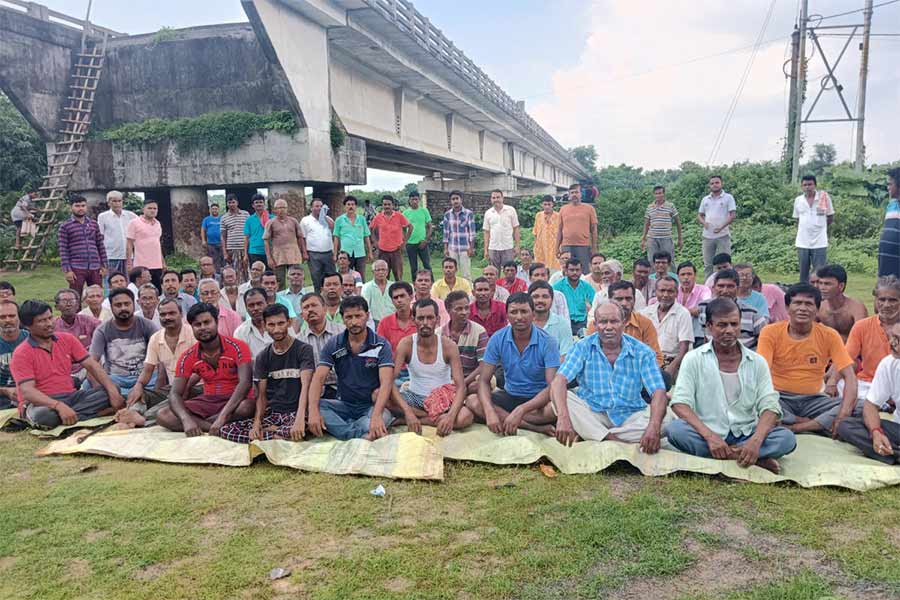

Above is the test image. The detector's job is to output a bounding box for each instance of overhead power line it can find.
[811,0,898,21]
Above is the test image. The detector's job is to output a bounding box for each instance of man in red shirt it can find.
[369,195,411,282]
[11,300,124,428]
[470,277,507,336]
[499,261,527,294]
[376,281,417,354]
[156,303,254,437]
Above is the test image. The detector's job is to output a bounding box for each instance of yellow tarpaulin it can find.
[0,408,18,430]
[29,416,115,438]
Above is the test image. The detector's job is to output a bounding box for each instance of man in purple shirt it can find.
[53,288,100,384]
[59,195,107,295]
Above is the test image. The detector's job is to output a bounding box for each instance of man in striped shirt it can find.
[441,191,476,279]
[220,194,250,281]
[59,195,107,295]
[641,186,682,264]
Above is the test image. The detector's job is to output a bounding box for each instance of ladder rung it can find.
[66,95,95,102]
[76,51,104,58]
[61,117,91,125]
[70,84,98,91]
[58,129,86,136]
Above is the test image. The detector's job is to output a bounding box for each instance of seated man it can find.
[499,260,527,294]
[551,303,668,450]
[528,262,569,320]
[307,296,395,441]
[833,276,900,406]
[235,287,276,358]
[180,268,199,299]
[391,299,474,436]
[54,288,100,384]
[0,299,28,409]
[815,264,868,341]
[675,261,712,346]
[80,285,112,322]
[376,282,417,354]
[296,292,344,399]
[757,283,858,435]
[482,265,509,303]
[161,269,197,313]
[90,288,159,394]
[431,256,472,300]
[136,283,161,325]
[413,269,450,326]
[0,282,15,302]
[836,321,900,464]
[119,298,195,426]
[11,300,124,428]
[668,298,797,473]
[640,276,692,377]
[260,270,298,322]
[697,269,767,349]
[219,304,316,443]
[198,278,242,337]
[361,259,395,324]
[469,277,507,336]
[552,258,595,335]
[703,252,732,288]
[529,280,573,360]
[437,290,488,396]
[734,263,770,319]
[649,251,678,281]
[156,303,255,436]
[469,293,560,435]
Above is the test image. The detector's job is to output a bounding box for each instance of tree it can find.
[570,145,598,175]
[802,143,837,177]
[0,93,46,192]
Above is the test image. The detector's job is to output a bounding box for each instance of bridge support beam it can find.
[170,187,209,257]
[269,182,307,218]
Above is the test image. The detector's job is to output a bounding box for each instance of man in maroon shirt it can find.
[470,277,507,336]
[11,300,124,428]
[376,281,417,354]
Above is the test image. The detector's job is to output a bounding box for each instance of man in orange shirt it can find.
[586,280,663,367]
[369,195,411,282]
[556,183,597,274]
[757,283,859,436]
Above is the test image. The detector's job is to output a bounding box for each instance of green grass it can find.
[0,260,896,598]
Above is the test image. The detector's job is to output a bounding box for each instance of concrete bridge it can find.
[0,0,587,253]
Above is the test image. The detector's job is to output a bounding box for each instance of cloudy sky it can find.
[32,1,900,189]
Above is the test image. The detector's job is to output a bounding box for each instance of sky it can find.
[31,1,900,190]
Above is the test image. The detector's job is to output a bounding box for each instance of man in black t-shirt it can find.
[219,303,315,443]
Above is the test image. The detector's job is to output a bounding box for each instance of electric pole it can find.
[855,0,873,171]
[790,0,808,184]
[785,26,800,181]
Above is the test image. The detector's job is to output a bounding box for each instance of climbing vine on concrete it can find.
[94,111,298,153]
[330,116,346,150]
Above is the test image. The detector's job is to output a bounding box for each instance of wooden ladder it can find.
[4,33,108,272]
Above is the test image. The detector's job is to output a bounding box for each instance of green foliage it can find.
[94,111,298,153]
[0,93,46,192]
[800,143,837,177]
[569,144,597,173]
[330,117,346,150]
[514,195,545,229]
[150,26,178,44]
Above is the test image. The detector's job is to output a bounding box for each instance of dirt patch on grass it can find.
[384,577,414,592]
[0,556,17,573]
[67,558,91,580]
[84,529,108,543]
[200,509,235,532]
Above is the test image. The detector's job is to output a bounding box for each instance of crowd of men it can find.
[2,170,899,475]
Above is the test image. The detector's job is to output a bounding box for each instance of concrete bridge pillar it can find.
[170,187,208,257]
[74,191,107,217]
[269,182,306,219]
[313,184,345,217]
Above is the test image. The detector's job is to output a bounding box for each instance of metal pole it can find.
[790,0,808,184]
[785,26,800,180]
[855,0,873,171]
[80,0,94,51]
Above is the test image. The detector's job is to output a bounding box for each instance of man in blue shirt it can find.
[470,292,560,435]
[552,258,595,335]
[201,203,223,271]
[551,302,669,452]
[307,296,395,440]
[243,193,272,269]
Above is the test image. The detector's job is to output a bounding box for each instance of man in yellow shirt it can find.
[431,256,472,301]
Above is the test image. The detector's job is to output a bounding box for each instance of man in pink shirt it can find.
[126,199,165,290]
[199,278,242,337]
[675,261,711,348]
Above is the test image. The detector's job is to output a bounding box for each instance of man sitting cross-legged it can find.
[306,296,396,441]
[551,303,669,451]
[156,303,255,437]
[390,299,474,436]
[219,304,316,443]
[11,300,124,428]
[90,287,159,395]
[668,298,797,473]
[469,292,560,436]
[117,298,195,427]
[436,290,488,396]
[757,283,859,436]
[836,321,900,464]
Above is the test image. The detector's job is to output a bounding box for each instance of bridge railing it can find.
[0,0,125,38]
[365,0,579,170]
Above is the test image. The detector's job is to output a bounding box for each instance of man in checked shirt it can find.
[58,195,108,296]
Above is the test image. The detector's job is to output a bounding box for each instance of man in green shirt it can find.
[402,191,433,277]
[332,196,373,283]
[668,297,796,473]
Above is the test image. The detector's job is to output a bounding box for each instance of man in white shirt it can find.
[697,175,737,279]
[640,276,693,378]
[482,189,520,270]
[96,190,137,285]
[794,175,835,284]
[300,197,336,292]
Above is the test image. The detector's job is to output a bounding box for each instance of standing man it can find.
[668,298,796,473]
[0,299,27,410]
[431,257,472,301]
[332,196,373,282]
[402,190,433,278]
[220,194,250,281]
[263,197,304,289]
[553,258,595,335]
[300,198,335,292]
[244,193,272,268]
[376,282,417,354]
[59,194,107,295]
[369,195,411,282]
[552,303,668,449]
[126,198,165,290]
[815,264,867,340]
[482,189,520,270]
[97,190,136,284]
[442,190,476,279]
[557,183,598,271]
[879,168,900,277]
[361,259,395,325]
[201,202,223,271]
[794,175,834,283]
[469,277,507,337]
[641,185,682,263]
[11,300,123,429]
[698,175,737,279]
[640,276,692,378]
[532,195,560,267]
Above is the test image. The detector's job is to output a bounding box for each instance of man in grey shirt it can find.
[90,288,159,394]
[296,291,345,398]
[697,175,737,279]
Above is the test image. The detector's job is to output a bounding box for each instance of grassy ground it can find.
[0,264,895,600]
